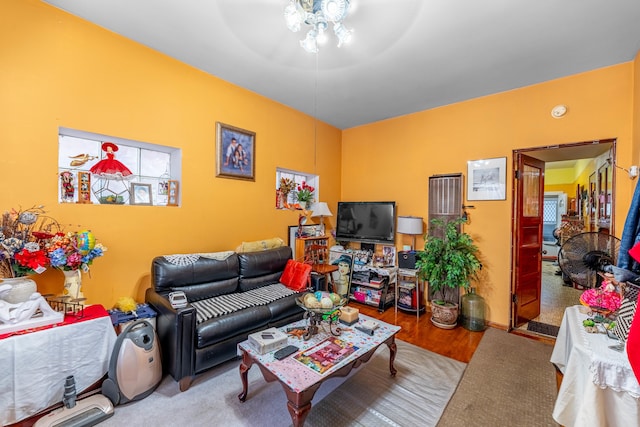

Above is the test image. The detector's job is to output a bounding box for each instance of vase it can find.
[0,276,38,304]
[299,201,308,210]
[62,270,84,300]
[460,287,486,331]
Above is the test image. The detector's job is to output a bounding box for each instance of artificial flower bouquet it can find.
[0,205,61,278]
[47,230,107,273]
[0,205,106,278]
[295,181,315,203]
[579,280,622,314]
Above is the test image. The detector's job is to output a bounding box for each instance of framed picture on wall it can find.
[467,157,507,201]
[216,122,255,181]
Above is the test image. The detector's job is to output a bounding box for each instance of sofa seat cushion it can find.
[196,306,271,348]
[268,293,304,322]
[191,283,298,324]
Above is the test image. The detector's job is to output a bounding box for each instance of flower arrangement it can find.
[295,181,315,204]
[0,205,61,278]
[278,177,296,195]
[47,231,107,272]
[0,205,106,278]
[579,280,622,313]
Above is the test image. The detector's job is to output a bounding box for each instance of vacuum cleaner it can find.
[102,319,162,405]
[34,376,114,427]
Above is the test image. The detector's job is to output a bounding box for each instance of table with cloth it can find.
[550,305,640,427]
[0,304,117,425]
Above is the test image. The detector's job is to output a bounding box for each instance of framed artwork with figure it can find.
[216,122,255,181]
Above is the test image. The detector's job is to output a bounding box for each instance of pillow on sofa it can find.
[280,259,311,292]
[236,237,285,253]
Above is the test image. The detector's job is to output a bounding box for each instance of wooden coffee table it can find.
[238,314,400,426]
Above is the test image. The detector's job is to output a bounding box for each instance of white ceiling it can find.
[42,0,640,130]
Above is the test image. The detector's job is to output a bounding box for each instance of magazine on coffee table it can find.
[293,336,359,374]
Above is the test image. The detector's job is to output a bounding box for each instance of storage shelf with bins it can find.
[396,268,425,319]
[349,266,397,312]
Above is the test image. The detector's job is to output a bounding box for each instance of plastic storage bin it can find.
[109,303,157,335]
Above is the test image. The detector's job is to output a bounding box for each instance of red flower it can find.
[14,248,49,270]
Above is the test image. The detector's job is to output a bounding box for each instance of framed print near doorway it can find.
[467,157,507,201]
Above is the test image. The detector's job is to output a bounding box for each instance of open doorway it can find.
[511,139,616,337]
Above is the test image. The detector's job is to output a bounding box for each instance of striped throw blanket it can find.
[191,283,298,324]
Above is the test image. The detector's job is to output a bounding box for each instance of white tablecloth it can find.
[0,308,117,425]
[550,305,640,427]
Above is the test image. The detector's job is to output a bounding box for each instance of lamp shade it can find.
[310,202,332,218]
[397,216,423,235]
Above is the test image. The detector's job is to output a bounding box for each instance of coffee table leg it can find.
[386,337,397,377]
[283,385,320,427]
[238,350,253,402]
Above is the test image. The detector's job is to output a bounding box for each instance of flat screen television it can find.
[335,201,396,244]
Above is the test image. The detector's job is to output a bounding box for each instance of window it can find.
[276,168,319,209]
[58,127,181,206]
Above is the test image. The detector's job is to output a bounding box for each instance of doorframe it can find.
[509,139,617,331]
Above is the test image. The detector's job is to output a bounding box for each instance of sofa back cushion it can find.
[152,253,240,301]
[238,246,292,292]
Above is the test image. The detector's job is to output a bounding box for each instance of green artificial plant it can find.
[416,217,482,305]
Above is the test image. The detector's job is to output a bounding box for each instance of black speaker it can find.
[398,251,417,269]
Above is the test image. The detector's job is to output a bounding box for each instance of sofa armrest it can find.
[145,288,197,385]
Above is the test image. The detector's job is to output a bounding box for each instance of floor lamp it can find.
[397,216,424,251]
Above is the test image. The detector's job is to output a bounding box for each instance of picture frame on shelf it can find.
[329,250,354,300]
[467,157,507,201]
[216,122,255,181]
[167,180,179,206]
[77,171,91,204]
[382,245,396,267]
[130,183,152,206]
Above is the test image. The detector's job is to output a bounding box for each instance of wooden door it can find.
[513,154,545,326]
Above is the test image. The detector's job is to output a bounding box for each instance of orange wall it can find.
[634,51,640,163]
[342,64,636,326]
[1,0,342,305]
[4,1,640,327]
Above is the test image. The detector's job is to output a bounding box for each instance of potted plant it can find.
[415,217,482,329]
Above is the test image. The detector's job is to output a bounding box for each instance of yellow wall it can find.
[1,0,342,305]
[342,64,636,326]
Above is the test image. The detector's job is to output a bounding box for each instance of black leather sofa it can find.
[145,246,304,391]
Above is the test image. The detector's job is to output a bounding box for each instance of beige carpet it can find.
[100,339,466,426]
[437,328,558,427]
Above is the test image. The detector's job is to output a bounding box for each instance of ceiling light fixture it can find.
[284,0,354,53]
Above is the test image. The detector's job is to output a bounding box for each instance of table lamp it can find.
[310,202,332,236]
[397,216,424,251]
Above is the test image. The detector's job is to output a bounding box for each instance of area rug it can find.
[437,328,557,427]
[100,339,466,427]
[527,320,560,337]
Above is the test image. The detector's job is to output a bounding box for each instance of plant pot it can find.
[431,301,459,328]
